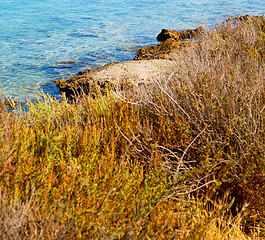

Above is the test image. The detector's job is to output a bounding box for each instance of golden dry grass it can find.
[0,16,264,239]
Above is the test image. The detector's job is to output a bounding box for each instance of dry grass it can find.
[0,16,264,239]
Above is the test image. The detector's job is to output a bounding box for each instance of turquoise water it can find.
[1,0,265,102]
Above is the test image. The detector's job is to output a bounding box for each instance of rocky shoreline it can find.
[1,15,263,109]
[1,25,203,108]
[53,14,264,100]
[54,26,203,99]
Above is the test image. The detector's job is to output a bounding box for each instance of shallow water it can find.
[1,0,265,102]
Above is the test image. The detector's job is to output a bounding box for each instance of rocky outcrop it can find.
[55,15,264,100]
[156,27,203,42]
[55,59,175,99]
[226,14,265,23]
[134,39,188,60]
[55,26,204,98]
[134,27,203,60]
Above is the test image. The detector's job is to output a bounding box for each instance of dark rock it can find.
[54,73,108,99]
[157,27,203,42]
[226,14,265,23]
[134,38,189,60]
[135,27,203,60]
[178,27,204,40]
[156,29,180,42]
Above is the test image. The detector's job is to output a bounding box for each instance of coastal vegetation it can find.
[0,16,264,239]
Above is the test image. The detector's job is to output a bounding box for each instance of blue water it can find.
[1,0,265,102]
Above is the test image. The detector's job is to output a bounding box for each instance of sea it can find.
[1,0,265,102]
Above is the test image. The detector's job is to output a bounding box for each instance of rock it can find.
[226,15,265,23]
[134,27,203,60]
[134,38,189,60]
[55,59,175,99]
[156,29,181,42]
[178,27,204,40]
[156,27,203,42]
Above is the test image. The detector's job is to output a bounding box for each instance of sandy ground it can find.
[64,59,175,86]
[88,59,174,84]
